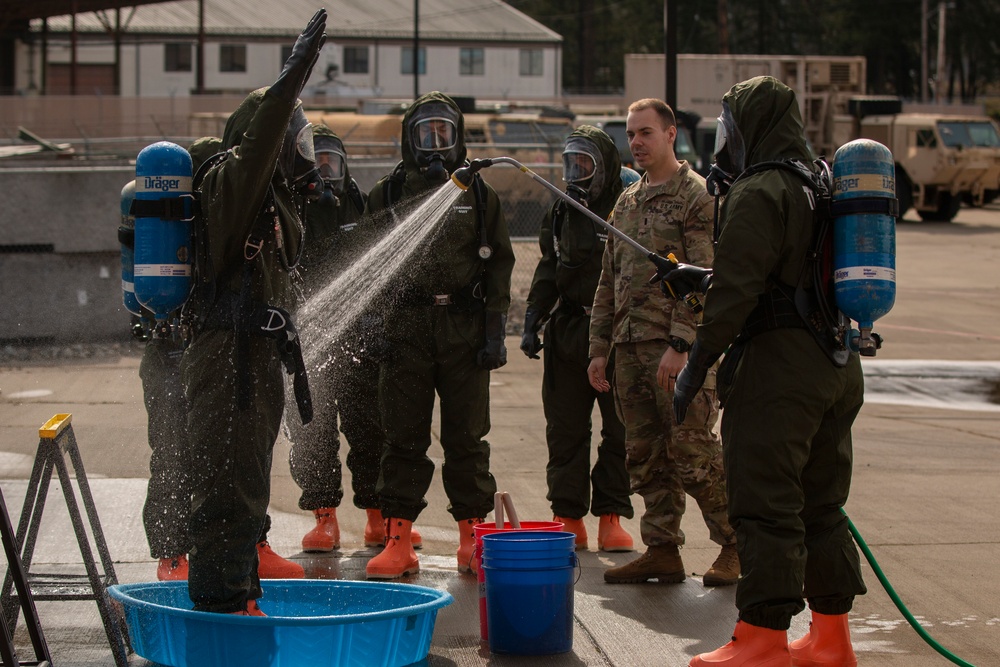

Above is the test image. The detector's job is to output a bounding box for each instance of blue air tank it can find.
[832,139,897,354]
[133,141,193,322]
[118,179,141,316]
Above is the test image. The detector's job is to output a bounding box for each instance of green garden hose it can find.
[845,511,976,666]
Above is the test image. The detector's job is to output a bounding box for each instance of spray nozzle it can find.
[450,158,494,190]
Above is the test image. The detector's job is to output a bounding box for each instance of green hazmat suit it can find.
[286,125,384,512]
[524,125,632,521]
[364,91,515,522]
[181,88,306,613]
[698,76,866,630]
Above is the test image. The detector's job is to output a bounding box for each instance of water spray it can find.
[451,157,701,311]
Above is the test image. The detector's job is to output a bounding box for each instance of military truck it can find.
[832,98,1000,221]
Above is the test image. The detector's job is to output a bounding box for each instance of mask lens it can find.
[562,150,596,184]
[316,150,345,183]
[713,116,728,158]
[296,123,315,164]
[414,117,457,152]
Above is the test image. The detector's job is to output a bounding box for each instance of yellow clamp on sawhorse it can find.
[0,414,130,667]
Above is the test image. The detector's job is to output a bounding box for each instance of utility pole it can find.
[935,1,946,105]
[920,0,928,102]
[663,0,676,110]
[413,0,419,100]
[196,0,205,94]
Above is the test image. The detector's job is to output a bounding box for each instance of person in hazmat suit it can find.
[361,91,515,579]
[180,9,326,615]
[670,76,866,666]
[286,125,425,552]
[521,125,634,553]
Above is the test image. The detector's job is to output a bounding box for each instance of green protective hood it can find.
[400,91,468,171]
[567,124,623,213]
[222,87,269,150]
[188,136,223,174]
[723,76,811,167]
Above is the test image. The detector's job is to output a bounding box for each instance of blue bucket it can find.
[481,531,576,655]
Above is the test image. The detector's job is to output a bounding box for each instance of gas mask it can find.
[280,105,323,201]
[313,135,347,207]
[409,102,461,182]
[562,137,604,207]
[706,101,746,197]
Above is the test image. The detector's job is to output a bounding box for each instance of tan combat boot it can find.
[603,544,685,583]
[703,543,740,586]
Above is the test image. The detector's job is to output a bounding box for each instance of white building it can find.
[15,0,563,101]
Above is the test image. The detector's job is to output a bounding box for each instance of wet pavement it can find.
[1,203,1000,665]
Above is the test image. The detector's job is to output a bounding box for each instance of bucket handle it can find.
[493,491,521,529]
[573,552,583,584]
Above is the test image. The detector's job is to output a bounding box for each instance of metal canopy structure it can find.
[0,1,172,23]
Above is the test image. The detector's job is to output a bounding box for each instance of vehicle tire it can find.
[895,167,913,220]
[918,193,961,222]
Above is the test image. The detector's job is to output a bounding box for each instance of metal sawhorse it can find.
[0,414,130,666]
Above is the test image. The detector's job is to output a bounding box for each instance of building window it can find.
[460,48,484,76]
[401,47,426,75]
[343,46,369,74]
[519,48,542,77]
[219,44,246,73]
[164,43,192,72]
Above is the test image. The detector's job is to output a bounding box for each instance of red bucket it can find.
[473,492,563,641]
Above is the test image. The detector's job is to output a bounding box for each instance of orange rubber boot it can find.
[597,514,634,552]
[690,620,792,666]
[227,599,267,617]
[156,555,189,581]
[789,612,857,667]
[456,518,484,573]
[554,516,588,550]
[257,541,305,579]
[301,508,340,552]
[365,509,423,549]
[366,518,419,579]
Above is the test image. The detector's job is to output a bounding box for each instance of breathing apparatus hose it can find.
[845,510,976,667]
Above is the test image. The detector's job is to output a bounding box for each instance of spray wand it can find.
[451,157,703,312]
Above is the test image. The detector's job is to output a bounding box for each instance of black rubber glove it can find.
[478,312,508,370]
[269,9,327,104]
[673,340,721,424]
[649,262,713,302]
[520,308,543,360]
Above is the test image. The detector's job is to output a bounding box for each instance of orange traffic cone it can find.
[690,620,792,666]
[365,518,419,579]
[789,612,857,667]
[597,514,634,552]
[456,518,485,573]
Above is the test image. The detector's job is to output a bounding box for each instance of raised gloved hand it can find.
[270,9,327,104]
[519,308,543,360]
[478,312,508,370]
[672,340,721,424]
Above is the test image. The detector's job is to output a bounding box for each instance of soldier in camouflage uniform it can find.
[587,98,738,586]
[522,125,634,553]
[363,91,515,580]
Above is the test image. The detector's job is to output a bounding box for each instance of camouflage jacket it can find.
[588,162,714,359]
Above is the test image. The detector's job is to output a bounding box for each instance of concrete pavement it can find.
[1,203,999,665]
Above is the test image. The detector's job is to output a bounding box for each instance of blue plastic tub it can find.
[108,580,452,667]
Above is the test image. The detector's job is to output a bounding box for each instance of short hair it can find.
[627,98,676,130]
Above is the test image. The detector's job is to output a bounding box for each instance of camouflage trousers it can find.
[613,340,735,548]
